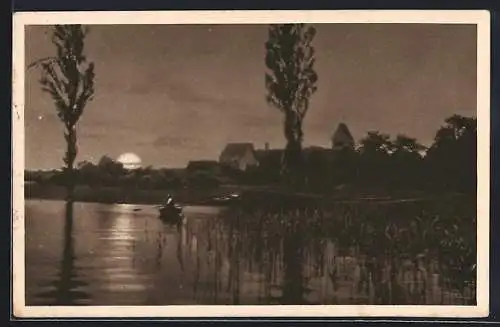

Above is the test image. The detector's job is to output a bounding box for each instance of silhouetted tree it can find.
[76,160,100,187]
[97,155,125,185]
[357,131,392,188]
[33,25,95,202]
[392,135,426,155]
[389,135,426,189]
[359,131,392,155]
[265,24,318,189]
[425,115,476,192]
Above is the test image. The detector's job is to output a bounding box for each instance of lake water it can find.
[25,199,476,305]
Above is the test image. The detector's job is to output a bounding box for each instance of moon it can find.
[117,152,142,170]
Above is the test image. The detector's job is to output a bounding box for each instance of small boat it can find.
[158,203,184,224]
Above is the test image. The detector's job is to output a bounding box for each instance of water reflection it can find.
[26,198,476,306]
[36,201,90,304]
[99,204,144,294]
[280,220,307,304]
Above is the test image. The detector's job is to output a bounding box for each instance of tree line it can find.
[244,114,476,194]
[26,112,476,195]
[25,155,221,190]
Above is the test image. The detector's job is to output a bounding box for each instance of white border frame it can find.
[12,10,491,318]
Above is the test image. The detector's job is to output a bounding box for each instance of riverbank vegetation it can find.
[215,195,476,304]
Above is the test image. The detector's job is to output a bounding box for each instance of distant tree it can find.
[358,131,392,155]
[76,160,100,187]
[425,115,476,192]
[390,135,426,189]
[429,115,476,152]
[32,25,95,202]
[97,155,125,181]
[77,160,94,170]
[392,135,426,156]
[357,131,392,189]
[142,165,154,174]
[265,24,318,188]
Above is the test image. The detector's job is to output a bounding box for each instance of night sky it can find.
[24,23,477,170]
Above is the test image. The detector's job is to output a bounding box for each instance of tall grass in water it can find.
[218,196,476,305]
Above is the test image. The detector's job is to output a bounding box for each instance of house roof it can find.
[220,143,255,159]
[332,123,354,145]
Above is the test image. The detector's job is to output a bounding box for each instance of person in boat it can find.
[163,194,176,209]
[161,194,182,214]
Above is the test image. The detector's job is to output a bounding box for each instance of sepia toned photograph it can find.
[12,10,490,318]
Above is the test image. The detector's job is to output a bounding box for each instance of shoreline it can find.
[24,182,471,207]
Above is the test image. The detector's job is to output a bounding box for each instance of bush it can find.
[187,171,220,189]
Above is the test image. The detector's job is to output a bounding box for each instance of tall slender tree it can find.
[265,24,318,188]
[33,25,95,202]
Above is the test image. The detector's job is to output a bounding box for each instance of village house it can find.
[220,123,355,173]
[219,143,259,171]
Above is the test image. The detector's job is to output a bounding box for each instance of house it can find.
[332,123,355,151]
[219,143,259,171]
